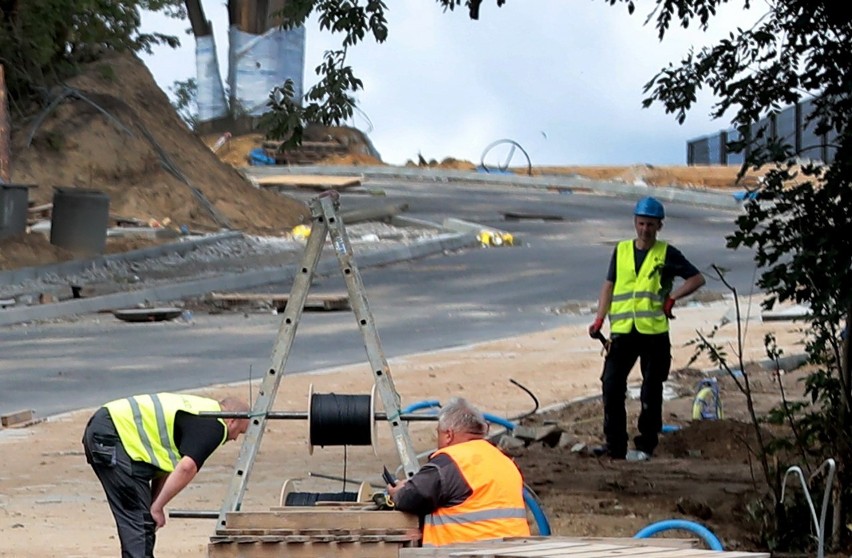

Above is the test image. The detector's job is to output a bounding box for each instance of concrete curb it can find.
[244,165,744,211]
[0,231,242,285]
[0,231,478,328]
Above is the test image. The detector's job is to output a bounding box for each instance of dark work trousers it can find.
[600,329,671,457]
[82,407,160,558]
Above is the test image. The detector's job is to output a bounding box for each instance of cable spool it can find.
[307,384,377,455]
[279,478,373,507]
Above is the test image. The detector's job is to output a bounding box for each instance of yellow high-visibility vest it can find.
[422,439,530,547]
[105,393,226,471]
[609,240,669,334]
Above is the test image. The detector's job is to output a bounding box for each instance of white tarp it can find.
[195,34,229,122]
[228,25,306,116]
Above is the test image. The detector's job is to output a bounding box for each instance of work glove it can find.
[588,317,604,338]
[663,297,676,319]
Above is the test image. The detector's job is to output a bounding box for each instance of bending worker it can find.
[82,392,250,557]
[387,397,531,546]
[588,197,705,460]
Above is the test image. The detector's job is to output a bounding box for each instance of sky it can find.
[139,1,758,167]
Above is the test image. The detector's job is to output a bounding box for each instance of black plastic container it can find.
[50,188,110,254]
[0,184,30,239]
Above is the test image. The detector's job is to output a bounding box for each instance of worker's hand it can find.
[151,505,166,530]
[588,317,604,338]
[386,479,407,500]
[663,297,676,319]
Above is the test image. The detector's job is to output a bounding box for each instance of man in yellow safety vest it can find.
[387,397,531,546]
[82,393,249,557]
[588,197,705,460]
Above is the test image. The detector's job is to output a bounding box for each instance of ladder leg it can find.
[215,199,330,529]
[319,195,421,478]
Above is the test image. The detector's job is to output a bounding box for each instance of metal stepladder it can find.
[215,191,420,530]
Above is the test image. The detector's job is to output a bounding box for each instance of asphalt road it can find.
[0,179,760,418]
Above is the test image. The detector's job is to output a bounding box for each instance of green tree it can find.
[0,0,184,114]
[170,77,199,130]
[266,0,852,552]
[625,0,850,552]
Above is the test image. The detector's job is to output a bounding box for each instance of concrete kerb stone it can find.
[244,165,744,212]
[0,231,243,285]
[0,231,479,328]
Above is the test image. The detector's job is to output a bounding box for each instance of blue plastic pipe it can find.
[634,519,723,551]
[401,401,517,431]
[401,400,442,414]
[523,486,551,536]
[483,412,516,431]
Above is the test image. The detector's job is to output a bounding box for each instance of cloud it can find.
[139,1,757,166]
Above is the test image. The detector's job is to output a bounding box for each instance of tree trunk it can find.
[184,0,212,36]
[0,65,10,183]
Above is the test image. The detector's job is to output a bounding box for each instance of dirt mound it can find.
[10,53,309,237]
[531,164,766,190]
[0,233,75,270]
[205,124,384,167]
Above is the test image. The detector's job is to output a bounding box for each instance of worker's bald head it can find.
[219,397,249,413]
[219,397,250,441]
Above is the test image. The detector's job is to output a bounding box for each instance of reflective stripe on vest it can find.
[609,240,669,335]
[105,393,226,472]
[422,439,531,546]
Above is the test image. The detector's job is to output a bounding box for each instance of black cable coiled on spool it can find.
[284,491,359,506]
[309,393,373,447]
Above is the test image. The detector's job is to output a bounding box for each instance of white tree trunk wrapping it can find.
[228,25,306,117]
[195,34,229,122]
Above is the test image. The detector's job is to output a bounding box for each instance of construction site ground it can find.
[0,302,817,557]
[0,51,832,558]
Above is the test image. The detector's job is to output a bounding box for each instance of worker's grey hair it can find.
[438,397,488,437]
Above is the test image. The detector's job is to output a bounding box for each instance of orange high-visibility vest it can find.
[422,439,530,546]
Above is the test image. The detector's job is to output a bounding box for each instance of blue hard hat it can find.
[634,196,665,219]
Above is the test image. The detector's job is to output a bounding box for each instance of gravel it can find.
[0,223,442,304]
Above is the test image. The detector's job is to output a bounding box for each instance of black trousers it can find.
[600,329,671,457]
[82,407,160,558]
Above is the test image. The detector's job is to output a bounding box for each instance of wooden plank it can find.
[254,175,362,189]
[502,212,564,222]
[1,409,34,427]
[556,538,697,549]
[208,540,405,558]
[459,542,589,557]
[647,553,769,558]
[223,510,418,532]
[401,539,768,558]
[537,545,686,558]
[208,292,350,311]
[399,538,697,558]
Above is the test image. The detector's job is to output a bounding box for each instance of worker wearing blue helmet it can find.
[588,196,705,460]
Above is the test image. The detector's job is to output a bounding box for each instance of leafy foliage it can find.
[607,0,851,551]
[263,0,508,146]
[169,77,198,130]
[0,0,184,113]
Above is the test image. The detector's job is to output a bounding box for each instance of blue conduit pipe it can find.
[484,412,516,431]
[634,519,723,551]
[402,400,442,414]
[402,401,517,431]
[523,486,551,536]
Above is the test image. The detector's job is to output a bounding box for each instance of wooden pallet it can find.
[208,292,350,312]
[399,537,770,558]
[209,510,420,558]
